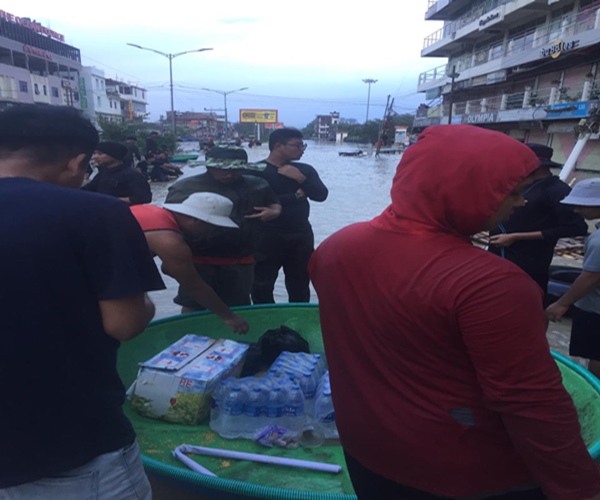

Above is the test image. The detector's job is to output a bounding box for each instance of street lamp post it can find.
[447,65,460,125]
[201,87,248,140]
[362,78,378,123]
[126,43,213,135]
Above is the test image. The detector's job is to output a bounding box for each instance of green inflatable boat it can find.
[116,304,600,500]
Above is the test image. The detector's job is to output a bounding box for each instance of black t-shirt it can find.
[488,175,588,290]
[244,161,328,233]
[82,164,152,205]
[0,178,165,487]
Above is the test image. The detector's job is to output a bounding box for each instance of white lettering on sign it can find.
[0,10,64,42]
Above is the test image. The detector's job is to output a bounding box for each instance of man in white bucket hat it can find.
[130,192,249,334]
[546,177,600,377]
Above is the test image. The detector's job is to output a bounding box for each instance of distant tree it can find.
[97,119,177,152]
[301,119,316,138]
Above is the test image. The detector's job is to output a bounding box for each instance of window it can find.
[18,81,28,92]
[97,96,101,107]
[73,91,79,102]
[51,87,59,98]
[34,83,40,95]
[43,85,47,96]
[142,91,145,99]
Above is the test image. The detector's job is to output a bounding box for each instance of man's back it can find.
[0,178,161,487]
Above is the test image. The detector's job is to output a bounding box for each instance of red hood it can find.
[373,125,540,237]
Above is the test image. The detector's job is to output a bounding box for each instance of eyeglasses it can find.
[285,142,307,149]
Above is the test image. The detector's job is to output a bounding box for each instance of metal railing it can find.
[423,0,513,49]
[442,81,593,118]
[423,1,600,50]
[419,2,600,85]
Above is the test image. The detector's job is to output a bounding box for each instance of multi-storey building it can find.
[80,67,122,124]
[314,112,340,141]
[165,111,222,137]
[414,0,600,171]
[105,77,147,122]
[0,8,82,110]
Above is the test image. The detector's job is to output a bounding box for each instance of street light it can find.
[126,43,213,134]
[201,87,248,140]
[447,65,460,125]
[362,78,378,123]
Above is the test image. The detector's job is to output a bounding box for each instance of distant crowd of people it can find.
[6,103,600,500]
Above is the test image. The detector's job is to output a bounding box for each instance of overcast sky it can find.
[8,1,444,127]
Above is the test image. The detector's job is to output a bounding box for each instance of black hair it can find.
[268,127,303,151]
[126,136,137,141]
[145,153,155,159]
[0,104,98,163]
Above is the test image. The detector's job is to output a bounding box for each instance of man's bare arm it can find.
[99,293,155,341]
[146,231,249,334]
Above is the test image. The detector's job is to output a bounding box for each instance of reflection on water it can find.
[149,141,401,318]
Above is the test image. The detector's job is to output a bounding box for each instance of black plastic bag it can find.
[240,325,310,377]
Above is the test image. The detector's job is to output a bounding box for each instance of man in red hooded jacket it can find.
[309,125,600,500]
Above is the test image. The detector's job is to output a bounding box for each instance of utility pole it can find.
[362,78,378,123]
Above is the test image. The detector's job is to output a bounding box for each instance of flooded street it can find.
[147,140,581,364]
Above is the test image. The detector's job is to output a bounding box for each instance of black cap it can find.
[525,143,562,168]
[96,141,128,161]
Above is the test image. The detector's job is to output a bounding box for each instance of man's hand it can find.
[545,302,569,322]
[489,233,517,247]
[223,314,249,334]
[277,164,307,183]
[244,205,281,222]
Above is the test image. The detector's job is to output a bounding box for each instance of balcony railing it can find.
[439,81,596,118]
[423,0,513,49]
[419,2,600,86]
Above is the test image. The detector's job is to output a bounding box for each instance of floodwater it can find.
[147,140,579,363]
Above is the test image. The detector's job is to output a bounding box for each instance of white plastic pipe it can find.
[559,134,590,182]
[174,444,342,474]
[172,447,217,477]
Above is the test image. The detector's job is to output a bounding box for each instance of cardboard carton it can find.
[131,334,248,425]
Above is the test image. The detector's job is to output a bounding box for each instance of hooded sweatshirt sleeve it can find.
[458,268,600,500]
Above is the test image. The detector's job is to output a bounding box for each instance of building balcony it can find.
[413,80,600,128]
[425,0,475,21]
[418,3,600,93]
[422,0,545,57]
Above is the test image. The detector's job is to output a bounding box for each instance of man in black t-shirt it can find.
[83,141,152,205]
[165,146,281,311]
[488,143,588,295]
[245,128,328,303]
[123,135,142,168]
[0,104,164,498]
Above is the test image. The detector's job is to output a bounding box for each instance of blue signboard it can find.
[545,101,589,119]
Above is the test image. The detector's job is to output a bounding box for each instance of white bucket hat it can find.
[560,178,600,207]
[163,192,238,228]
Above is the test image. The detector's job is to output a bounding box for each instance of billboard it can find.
[239,109,278,123]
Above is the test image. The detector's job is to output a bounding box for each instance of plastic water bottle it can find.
[265,384,285,421]
[282,385,305,437]
[209,379,230,434]
[219,385,244,439]
[315,388,338,439]
[241,386,267,438]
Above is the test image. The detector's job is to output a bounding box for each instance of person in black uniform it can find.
[82,141,152,205]
[245,128,328,304]
[488,143,587,296]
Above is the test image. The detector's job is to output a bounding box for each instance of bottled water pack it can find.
[210,352,338,443]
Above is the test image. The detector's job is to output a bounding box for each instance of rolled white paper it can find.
[177,444,342,474]
[173,446,217,477]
